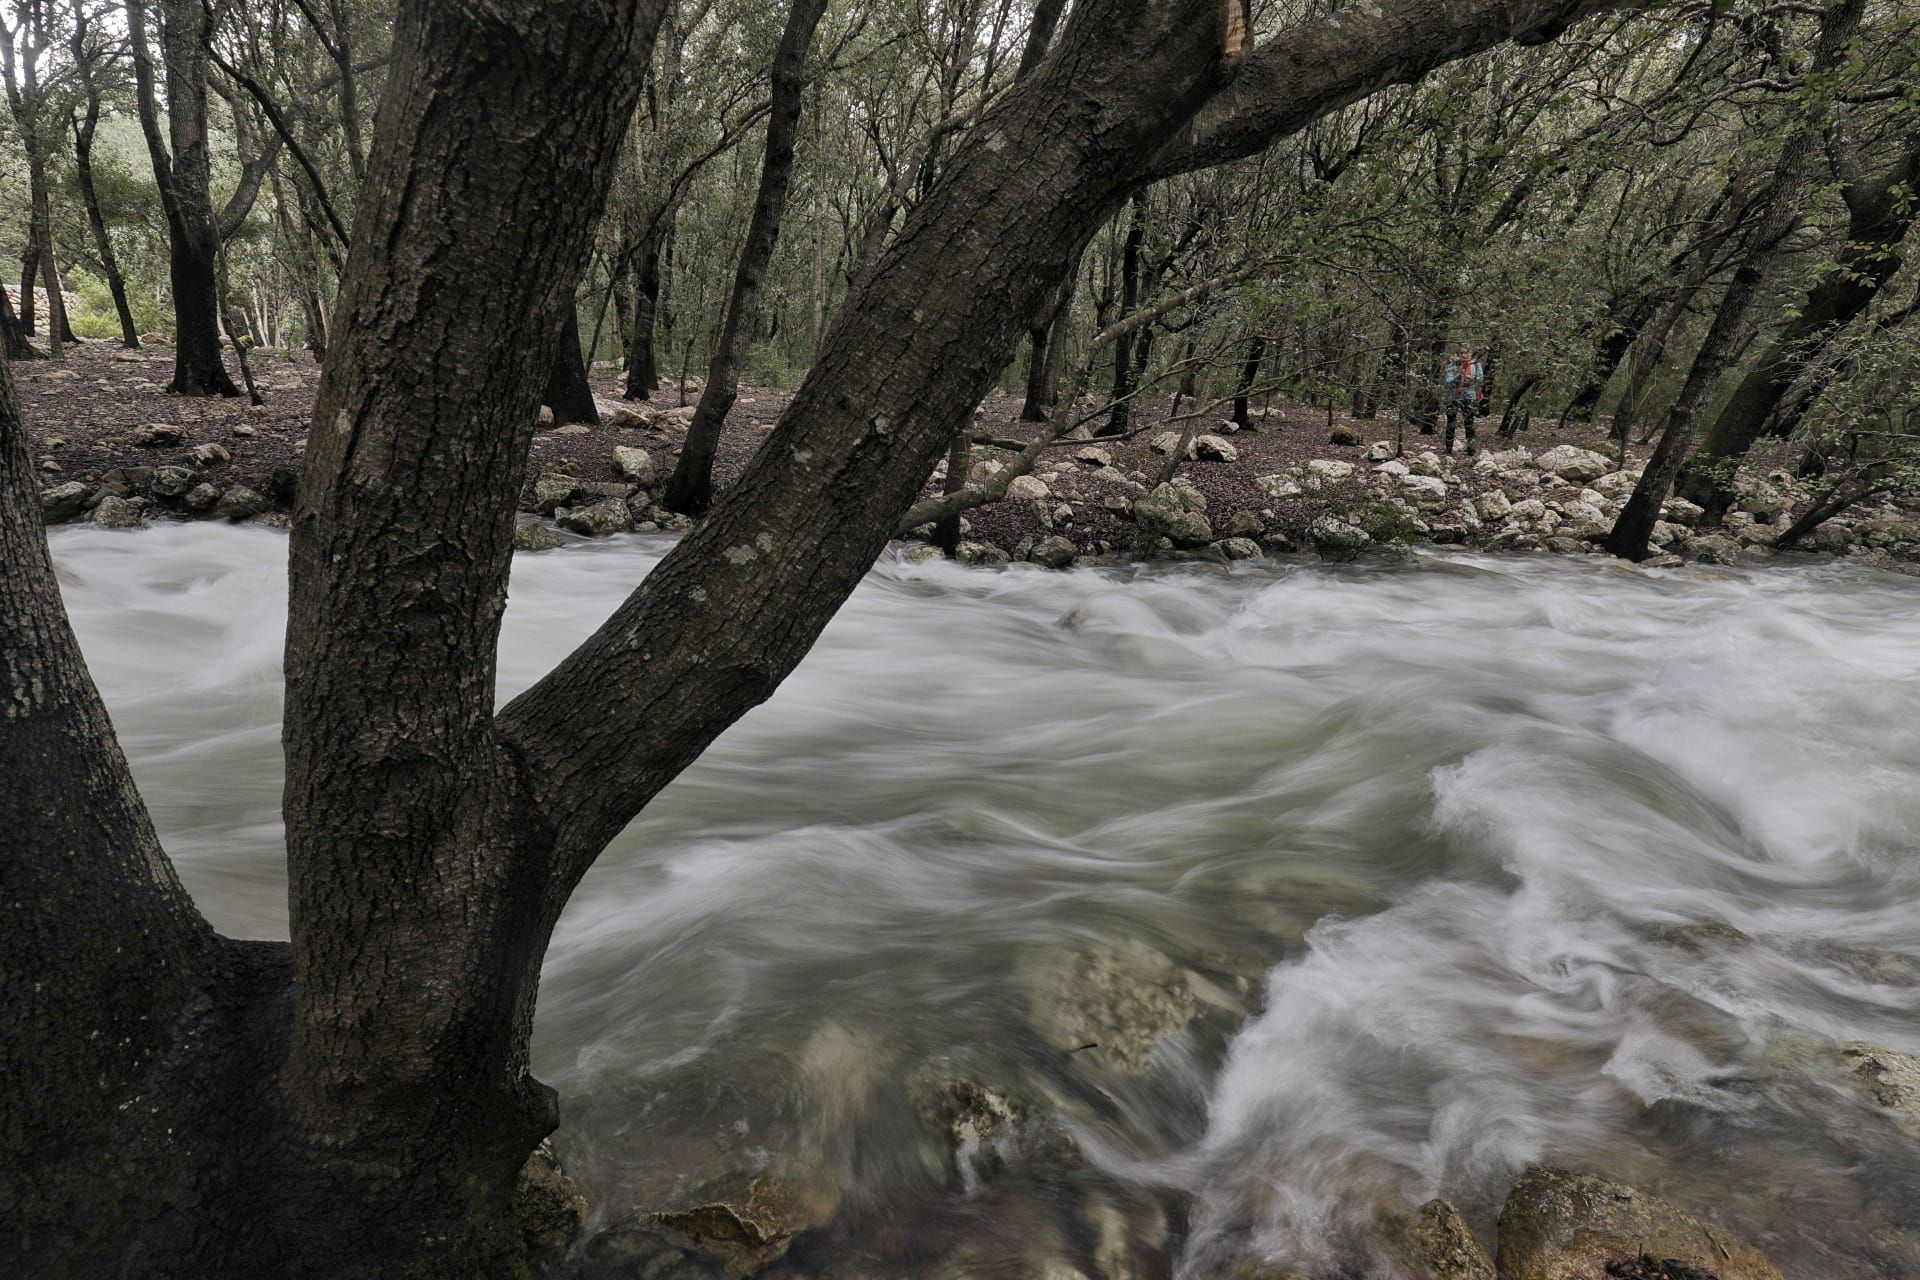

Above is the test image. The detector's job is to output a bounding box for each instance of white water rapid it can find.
[50,524,1920,1277]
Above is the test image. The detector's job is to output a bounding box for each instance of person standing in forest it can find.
[1443,344,1484,455]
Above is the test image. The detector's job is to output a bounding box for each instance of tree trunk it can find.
[623,221,667,399]
[544,304,600,425]
[1677,138,1920,523]
[1559,291,1655,423]
[126,0,238,395]
[1096,192,1148,437]
[73,102,141,348]
[1233,332,1267,428]
[664,0,828,514]
[3,0,1653,1269]
[1,282,39,359]
[1605,0,1858,561]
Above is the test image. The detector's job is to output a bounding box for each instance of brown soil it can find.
[16,340,1654,555]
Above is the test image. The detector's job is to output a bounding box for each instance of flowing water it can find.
[51,524,1920,1277]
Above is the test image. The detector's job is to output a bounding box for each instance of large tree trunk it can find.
[543,304,600,425]
[1605,0,1858,561]
[623,220,667,399]
[1676,136,1920,523]
[663,0,828,514]
[0,282,39,358]
[126,0,239,396]
[4,0,1649,1271]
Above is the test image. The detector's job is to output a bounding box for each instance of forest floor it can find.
[17,339,1917,568]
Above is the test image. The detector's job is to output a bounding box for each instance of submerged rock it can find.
[1382,1198,1497,1280]
[513,522,566,552]
[1840,1042,1920,1138]
[517,1139,588,1258]
[1024,939,1202,1076]
[558,497,633,537]
[1028,534,1078,568]
[211,485,269,521]
[1496,1167,1782,1280]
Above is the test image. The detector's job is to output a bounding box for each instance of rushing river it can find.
[51,524,1920,1277]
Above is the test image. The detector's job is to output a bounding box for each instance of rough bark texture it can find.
[623,222,667,398]
[1098,191,1149,436]
[5,0,1654,1271]
[544,305,601,425]
[126,0,239,395]
[664,0,827,513]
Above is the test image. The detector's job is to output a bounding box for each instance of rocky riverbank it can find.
[20,342,1919,571]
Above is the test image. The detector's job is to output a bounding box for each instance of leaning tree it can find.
[2,0,1632,1274]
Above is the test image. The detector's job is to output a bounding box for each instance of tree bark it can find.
[70,12,140,349]
[1605,0,1860,561]
[664,0,828,514]
[623,220,668,399]
[1097,191,1149,437]
[1233,331,1266,428]
[126,0,239,395]
[544,304,600,425]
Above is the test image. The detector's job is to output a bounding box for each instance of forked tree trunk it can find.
[126,0,238,395]
[664,0,828,514]
[3,0,1645,1272]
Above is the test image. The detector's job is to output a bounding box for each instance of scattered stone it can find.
[1330,425,1364,446]
[533,470,580,514]
[1687,534,1740,565]
[188,442,230,468]
[1195,433,1239,462]
[1535,445,1613,483]
[1477,490,1513,520]
[1306,458,1355,481]
[1641,553,1683,568]
[39,481,91,523]
[210,486,269,521]
[1132,482,1213,547]
[602,401,650,429]
[1497,1167,1782,1280]
[131,423,187,447]
[643,1175,814,1275]
[1150,431,1195,458]
[1256,472,1303,499]
[1027,534,1078,568]
[184,483,221,511]
[1664,496,1705,525]
[558,498,633,537]
[1007,474,1051,501]
[513,521,566,552]
[1510,498,1548,523]
[1074,446,1113,468]
[955,540,1011,565]
[231,422,258,438]
[151,465,196,498]
[537,405,555,427]
[1223,509,1263,539]
[91,495,143,529]
[1215,537,1262,561]
[1401,474,1448,506]
[611,445,656,485]
[1811,523,1855,553]
[1366,441,1395,461]
[1650,519,1688,547]
[548,423,593,437]
[1307,514,1370,561]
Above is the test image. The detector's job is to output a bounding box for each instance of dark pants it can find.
[1445,395,1479,454]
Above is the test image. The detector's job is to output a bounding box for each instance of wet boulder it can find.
[1496,1167,1782,1280]
[1215,536,1263,561]
[514,521,566,552]
[533,470,582,513]
[956,540,1011,565]
[91,495,144,529]
[517,1139,588,1259]
[1687,534,1740,566]
[1382,1198,1497,1280]
[1307,515,1370,562]
[40,481,91,523]
[1840,1042,1920,1138]
[1027,535,1078,568]
[1024,940,1202,1077]
[211,486,269,521]
[557,498,633,537]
